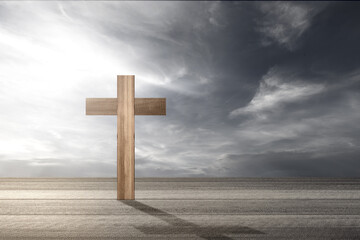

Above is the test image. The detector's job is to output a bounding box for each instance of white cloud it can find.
[228,69,360,158]
[230,67,324,118]
[256,2,326,50]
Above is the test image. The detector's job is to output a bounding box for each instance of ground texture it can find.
[0,178,359,239]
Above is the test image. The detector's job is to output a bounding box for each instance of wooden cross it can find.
[86,75,166,200]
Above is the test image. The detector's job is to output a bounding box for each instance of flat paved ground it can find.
[0,178,359,239]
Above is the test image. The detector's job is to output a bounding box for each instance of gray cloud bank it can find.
[0,2,359,177]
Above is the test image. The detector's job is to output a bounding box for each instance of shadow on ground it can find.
[121,200,264,239]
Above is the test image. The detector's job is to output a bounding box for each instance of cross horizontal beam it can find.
[86,98,166,115]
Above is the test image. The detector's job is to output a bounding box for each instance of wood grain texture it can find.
[86,98,117,115]
[117,75,135,200]
[86,98,166,115]
[135,98,166,115]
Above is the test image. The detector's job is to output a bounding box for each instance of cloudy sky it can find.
[0,1,359,177]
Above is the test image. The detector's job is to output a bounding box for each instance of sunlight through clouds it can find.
[0,2,359,177]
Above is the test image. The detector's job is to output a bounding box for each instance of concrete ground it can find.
[0,178,359,239]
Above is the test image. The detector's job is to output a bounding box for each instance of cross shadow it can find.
[121,200,264,240]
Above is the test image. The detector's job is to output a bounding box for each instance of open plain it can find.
[0,178,359,239]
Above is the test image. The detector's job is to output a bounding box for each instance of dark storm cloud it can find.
[137,1,360,177]
[0,2,359,177]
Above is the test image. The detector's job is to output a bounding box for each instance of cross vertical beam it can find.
[86,75,166,200]
[117,75,135,200]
